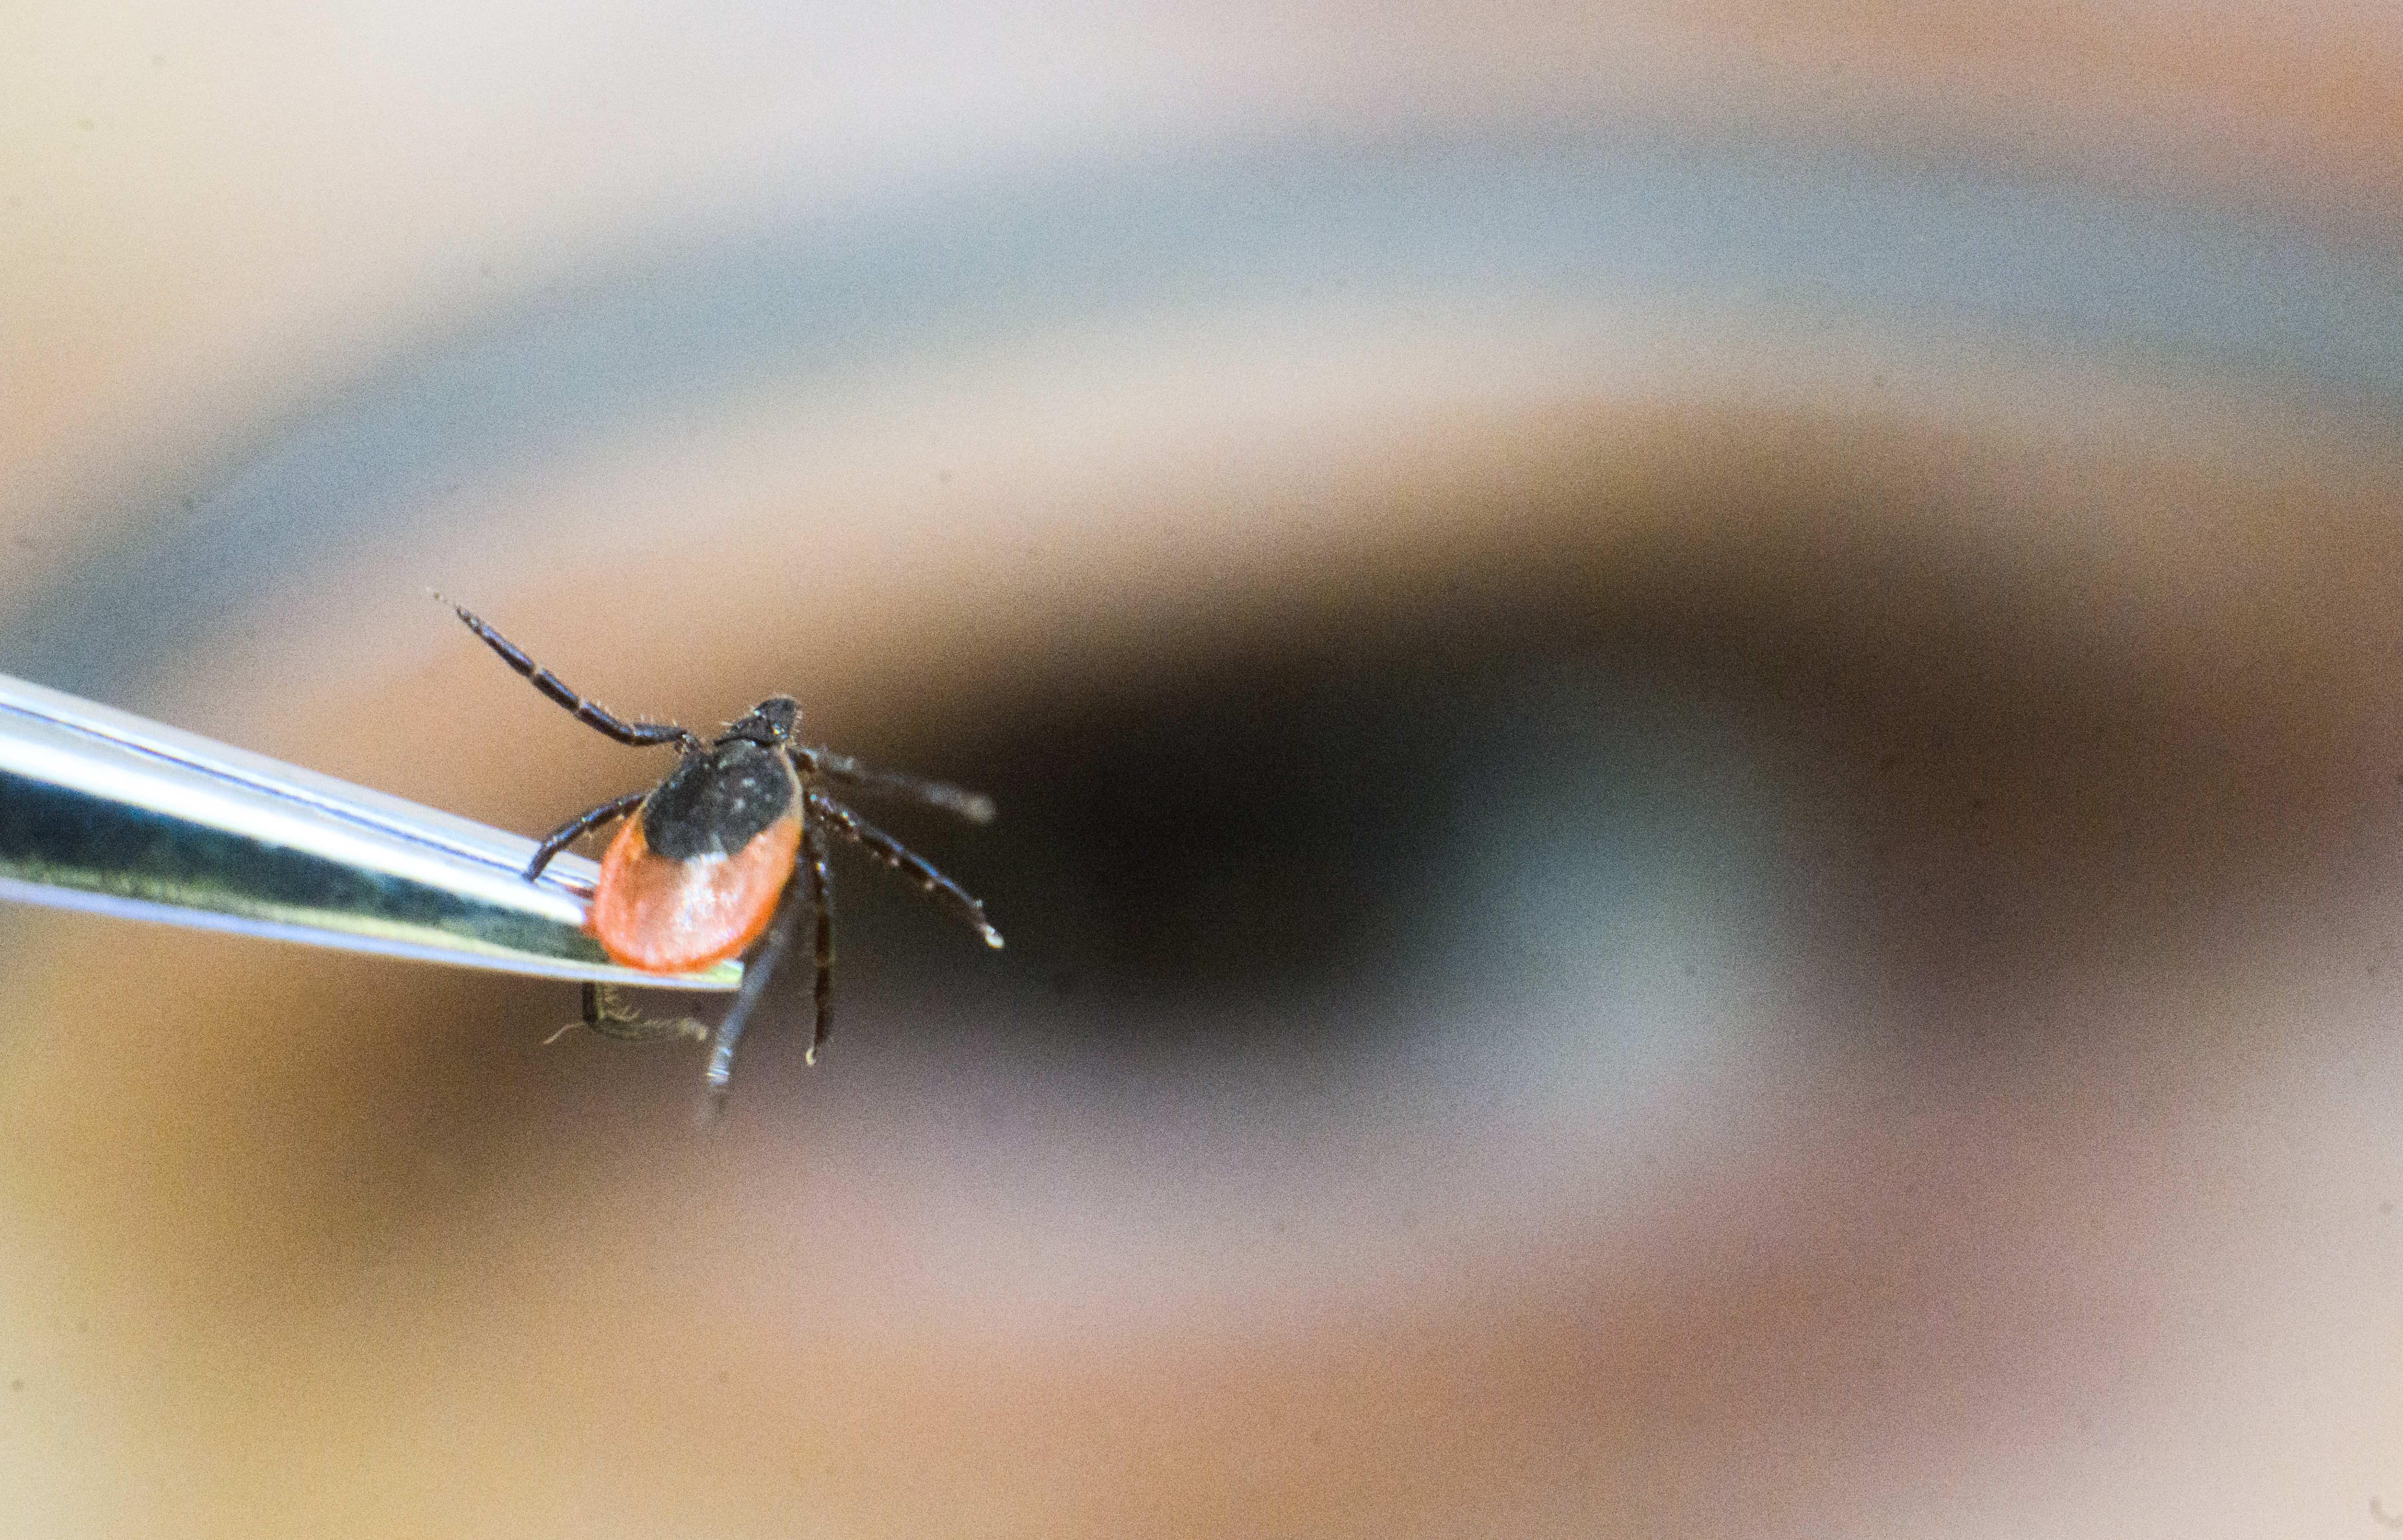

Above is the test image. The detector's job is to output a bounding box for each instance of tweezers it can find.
[0,670,740,991]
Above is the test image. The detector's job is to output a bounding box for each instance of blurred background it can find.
[4,2,2402,1534]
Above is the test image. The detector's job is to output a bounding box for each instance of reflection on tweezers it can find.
[0,671,739,990]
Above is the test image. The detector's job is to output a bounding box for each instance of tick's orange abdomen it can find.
[588,813,802,973]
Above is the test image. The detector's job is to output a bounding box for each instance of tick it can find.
[451,603,1002,1095]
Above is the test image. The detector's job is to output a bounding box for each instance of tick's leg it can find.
[801,795,835,1065]
[450,603,695,749]
[524,790,649,880]
[565,980,708,1044]
[792,745,995,824]
[814,796,1003,948]
[705,875,811,1098]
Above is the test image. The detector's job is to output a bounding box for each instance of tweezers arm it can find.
[0,672,738,990]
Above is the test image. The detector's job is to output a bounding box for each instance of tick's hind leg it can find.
[811,795,1002,948]
[802,803,834,1065]
[705,874,813,1098]
[450,603,697,749]
[553,980,708,1045]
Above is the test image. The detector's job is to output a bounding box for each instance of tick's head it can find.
[721,695,802,747]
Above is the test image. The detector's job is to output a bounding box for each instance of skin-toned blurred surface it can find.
[4,3,2403,1536]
